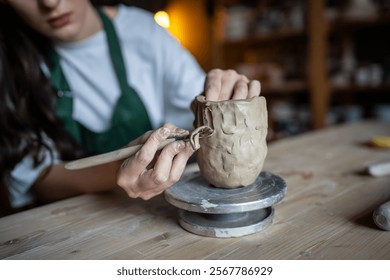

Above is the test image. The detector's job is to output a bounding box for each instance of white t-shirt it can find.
[6,5,206,208]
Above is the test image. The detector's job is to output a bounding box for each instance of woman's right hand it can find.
[116,123,195,200]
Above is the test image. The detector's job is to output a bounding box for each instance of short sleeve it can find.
[5,136,61,208]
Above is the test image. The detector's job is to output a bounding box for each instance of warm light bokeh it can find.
[165,0,212,70]
[154,11,170,29]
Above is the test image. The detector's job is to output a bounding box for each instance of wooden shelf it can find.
[328,16,390,33]
[222,28,306,46]
[332,84,390,94]
[261,80,307,95]
[212,0,389,131]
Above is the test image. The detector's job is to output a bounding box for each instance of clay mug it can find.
[193,95,268,188]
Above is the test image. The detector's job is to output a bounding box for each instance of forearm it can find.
[32,160,123,204]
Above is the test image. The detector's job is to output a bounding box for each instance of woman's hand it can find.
[204,69,261,101]
[116,123,195,200]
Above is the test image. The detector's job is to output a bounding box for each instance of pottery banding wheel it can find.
[164,171,287,238]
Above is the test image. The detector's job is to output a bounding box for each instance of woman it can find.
[0,0,261,211]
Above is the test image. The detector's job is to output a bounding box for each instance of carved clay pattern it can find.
[193,95,268,188]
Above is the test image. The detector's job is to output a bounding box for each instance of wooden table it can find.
[1,121,389,260]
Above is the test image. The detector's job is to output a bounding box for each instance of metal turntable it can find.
[165,170,287,238]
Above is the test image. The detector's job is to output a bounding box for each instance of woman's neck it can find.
[102,6,119,20]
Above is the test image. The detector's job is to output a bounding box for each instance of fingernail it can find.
[174,127,188,134]
[159,127,170,138]
[175,141,185,153]
[173,128,189,138]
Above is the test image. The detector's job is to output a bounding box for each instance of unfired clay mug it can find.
[193,95,268,188]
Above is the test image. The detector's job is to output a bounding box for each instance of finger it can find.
[139,142,194,200]
[218,70,242,100]
[241,74,250,83]
[118,124,191,200]
[136,141,185,197]
[231,80,249,99]
[169,142,195,182]
[150,140,186,186]
[204,69,222,101]
[248,80,261,98]
[126,126,171,175]
[161,123,190,139]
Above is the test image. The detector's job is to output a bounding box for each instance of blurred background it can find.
[111,0,390,140]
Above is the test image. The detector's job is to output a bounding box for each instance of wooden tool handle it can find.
[65,138,176,170]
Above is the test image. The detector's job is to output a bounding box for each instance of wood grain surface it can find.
[0,120,389,260]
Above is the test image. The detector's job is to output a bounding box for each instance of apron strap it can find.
[50,51,83,143]
[97,9,129,95]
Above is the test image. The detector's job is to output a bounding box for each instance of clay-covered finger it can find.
[169,142,195,181]
[126,126,171,174]
[204,69,222,101]
[248,80,261,98]
[139,142,194,200]
[218,70,242,100]
[135,142,184,200]
[232,80,249,99]
[151,140,186,184]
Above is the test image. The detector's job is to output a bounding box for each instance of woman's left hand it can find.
[203,69,261,101]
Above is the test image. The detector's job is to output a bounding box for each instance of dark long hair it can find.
[0,4,85,185]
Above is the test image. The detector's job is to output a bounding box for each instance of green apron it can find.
[50,8,152,155]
